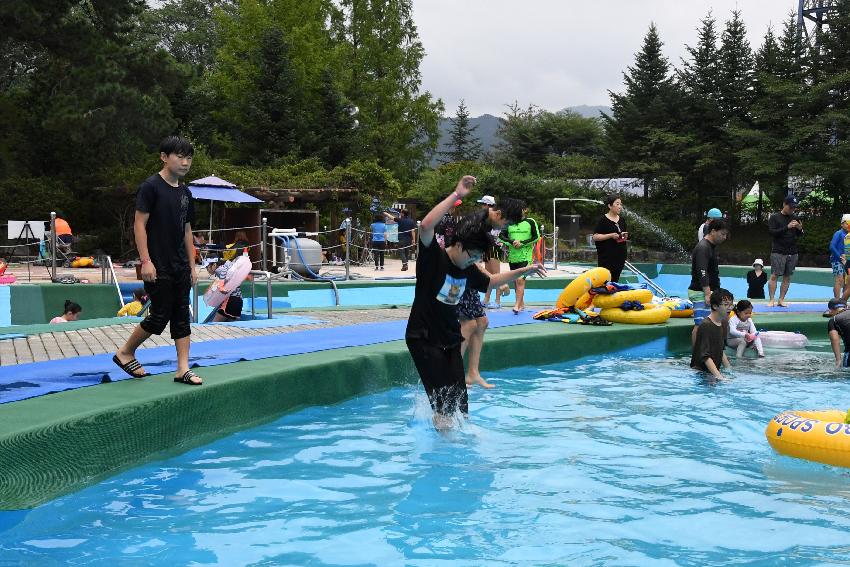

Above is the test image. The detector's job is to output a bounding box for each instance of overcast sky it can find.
[412,0,800,117]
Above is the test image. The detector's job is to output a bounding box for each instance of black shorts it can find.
[217,295,243,321]
[140,271,192,340]
[458,287,485,320]
[406,338,468,416]
[509,261,528,270]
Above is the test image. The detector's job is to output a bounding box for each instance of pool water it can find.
[636,273,833,302]
[2,340,850,565]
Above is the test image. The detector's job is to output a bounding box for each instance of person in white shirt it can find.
[727,299,765,358]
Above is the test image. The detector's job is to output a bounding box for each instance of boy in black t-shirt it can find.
[112,136,202,385]
[690,288,734,380]
[406,175,547,430]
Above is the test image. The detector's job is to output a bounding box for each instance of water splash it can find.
[621,208,689,261]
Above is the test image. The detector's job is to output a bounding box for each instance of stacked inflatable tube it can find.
[766,410,850,468]
[203,255,252,309]
[592,289,653,309]
[661,298,694,318]
[599,303,671,325]
[556,267,610,309]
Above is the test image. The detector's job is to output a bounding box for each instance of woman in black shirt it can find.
[592,195,629,282]
[746,258,767,299]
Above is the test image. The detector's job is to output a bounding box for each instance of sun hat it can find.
[841,213,850,224]
[784,195,800,207]
[828,298,847,311]
[477,195,496,206]
[706,208,722,219]
[752,258,764,267]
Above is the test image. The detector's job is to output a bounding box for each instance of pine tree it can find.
[338,0,443,180]
[718,11,756,122]
[603,23,677,197]
[439,99,482,163]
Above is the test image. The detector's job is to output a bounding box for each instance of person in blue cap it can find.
[697,208,723,242]
[768,195,804,307]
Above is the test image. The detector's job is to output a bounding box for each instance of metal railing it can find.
[100,254,125,308]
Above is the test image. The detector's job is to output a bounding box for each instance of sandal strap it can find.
[125,360,142,372]
[180,370,201,384]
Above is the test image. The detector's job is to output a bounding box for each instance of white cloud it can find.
[412,0,798,116]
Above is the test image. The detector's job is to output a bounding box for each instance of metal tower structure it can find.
[797,0,837,45]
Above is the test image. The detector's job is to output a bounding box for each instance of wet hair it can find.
[709,288,734,309]
[733,299,753,315]
[63,300,82,315]
[493,197,524,224]
[707,218,728,234]
[400,209,409,218]
[606,194,622,207]
[451,213,494,254]
[132,288,146,301]
[159,135,194,157]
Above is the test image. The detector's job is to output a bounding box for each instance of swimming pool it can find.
[2,340,848,564]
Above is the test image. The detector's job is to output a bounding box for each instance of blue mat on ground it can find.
[0,309,537,404]
[753,303,827,313]
[208,315,322,329]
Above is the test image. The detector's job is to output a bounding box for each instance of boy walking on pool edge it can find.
[112,136,202,385]
[406,175,547,430]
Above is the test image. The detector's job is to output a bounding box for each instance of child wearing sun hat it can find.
[746,258,767,299]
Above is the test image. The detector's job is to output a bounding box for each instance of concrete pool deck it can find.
[0,307,834,510]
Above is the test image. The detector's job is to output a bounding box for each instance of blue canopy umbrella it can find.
[187,176,263,242]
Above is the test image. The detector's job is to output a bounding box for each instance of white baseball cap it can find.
[477,195,496,206]
[753,258,764,267]
[202,257,220,268]
[841,214,850,224]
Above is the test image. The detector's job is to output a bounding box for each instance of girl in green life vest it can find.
[499,209,541,314]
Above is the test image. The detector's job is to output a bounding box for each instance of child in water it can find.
[50,300,82,323]
[117,288,148,317]
[727,299,765,358]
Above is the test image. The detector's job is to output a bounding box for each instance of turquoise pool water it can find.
[2,339,850,565]
[636,273,833,302]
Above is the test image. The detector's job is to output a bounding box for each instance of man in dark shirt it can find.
[688,219,729,327]
[113,136,202,385]
[691,288,734,380]
[767,195,804,307]
[396,209,416,271]
[407,175,546,430]
[826,298,850,368]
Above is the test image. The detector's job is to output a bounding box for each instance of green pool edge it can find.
[0,313,830,510]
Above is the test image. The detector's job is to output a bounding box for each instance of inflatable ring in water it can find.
[556,267,610,309]
[766,410,850,468]
[592,288,653,309]
[661,298,694,318]
[759,330,808,349]
[599,303,671,325]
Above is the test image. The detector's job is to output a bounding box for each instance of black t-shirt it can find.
[689,238,720,292]
[594,214,627,266]
[397,217,416,244]
[406,237,490,347]
[690,316,728,372]
[746,270,767,299]
[828,309,850,352]
[768,212,803,255]
[136,174,195,274]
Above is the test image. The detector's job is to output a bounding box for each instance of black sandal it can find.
[112,354,150,378]
[174,370,203,386]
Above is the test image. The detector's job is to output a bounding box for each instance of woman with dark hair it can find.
[50,300,82,324]
[591,195,629,282]
[370,214,388,270]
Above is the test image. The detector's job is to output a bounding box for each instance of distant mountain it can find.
[432,105,611,165]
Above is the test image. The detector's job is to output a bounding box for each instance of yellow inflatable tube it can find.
[765,410,850,468]
[599,303,671,325]
[556,267,610,309]
[592,289,653,309]
[662,298,694,318]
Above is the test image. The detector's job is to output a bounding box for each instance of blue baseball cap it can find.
[784,195,800,207]
[706,208,722,219]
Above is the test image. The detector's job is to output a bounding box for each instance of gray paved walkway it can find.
[0,308,411,366]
